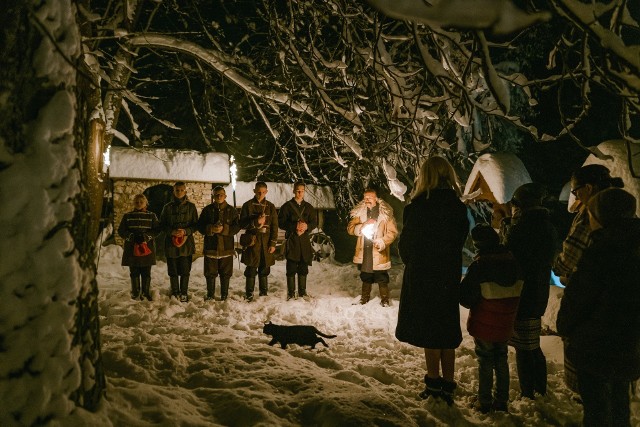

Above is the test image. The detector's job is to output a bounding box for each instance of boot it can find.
[130,276,141,300]
[170,276,180,298]
[258,276,268,296]
[379,283,390,307]
[360,282,372,304]
[179,275,189,302]
[419,376,442,400]
[205,277,216,301]
[441,379,457,406]
[245,276,255,301]
[286,276,296,300]
[141,277,152,301]
[298,275,308,298]
[220,277,230,301]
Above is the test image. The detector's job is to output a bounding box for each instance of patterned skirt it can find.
[508,318,541,351]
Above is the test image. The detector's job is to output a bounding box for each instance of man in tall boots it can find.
[239,182,279,301]
[278,182,317,300]
[197,186,241,301]
[347,188,398,306]
[160,182,198,302]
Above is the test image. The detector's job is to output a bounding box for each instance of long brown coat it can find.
[347,199,398,270]
[239,197,278,268]
[159,197,198,258]
[197,201,240,257]
[278,198,317,265]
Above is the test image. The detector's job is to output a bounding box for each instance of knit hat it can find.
[587,188,636,228]
[510,183,544,209]
[471,223,500,250]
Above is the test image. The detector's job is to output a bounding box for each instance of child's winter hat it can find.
[471,223,500,250]
[587,188,636,227]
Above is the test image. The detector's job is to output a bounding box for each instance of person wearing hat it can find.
[557,188,640,427]
[160,182,198,302]
[118,194,160,300]
[502,182,558,399]
[461,224,523,413]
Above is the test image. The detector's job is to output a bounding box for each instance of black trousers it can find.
[167,256,193,277]
[129,266,151,279]
[578,369,631,427]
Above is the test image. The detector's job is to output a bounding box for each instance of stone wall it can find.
[113,179,213,257]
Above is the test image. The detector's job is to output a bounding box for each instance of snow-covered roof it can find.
[223,181,336,209]
[108,147,230,183]
[463,152,532,204]
[582,140,640,216]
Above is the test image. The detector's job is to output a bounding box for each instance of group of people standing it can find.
[118,181,317,303]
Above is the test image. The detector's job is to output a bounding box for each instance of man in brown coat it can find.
[347,188,398,306]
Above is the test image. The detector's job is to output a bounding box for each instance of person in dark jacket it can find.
[501,183,558,399]
[160,182,198,302]
[239,182,279,301]
[118,194,160,300]
[461,224,523,414]
[278,182,317,300]
[396,156,469,405]
[197,186,240,301]
[557,188,640,427]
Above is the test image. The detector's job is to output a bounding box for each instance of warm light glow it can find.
[103,145,111,173]
[230,155,237,190]
[361,223,375,240]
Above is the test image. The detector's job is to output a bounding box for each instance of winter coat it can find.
[159,197,198,258]
[239,197,279,268]
[278,198,317,265]
[118,209,160,267]
[196,201,241,258]
[460,246,523,343]
[553,208,591,278]
[347,199,398,270]
[395,189,469,349]
[557,218,640,381]
[504,207,558,319]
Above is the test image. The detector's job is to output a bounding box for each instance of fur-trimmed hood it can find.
[350,199,394,223]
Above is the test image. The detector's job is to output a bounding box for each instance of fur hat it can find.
[587,188,636,228]
[471,223,499,250]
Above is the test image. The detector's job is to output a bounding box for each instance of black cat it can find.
[263,321,337,349]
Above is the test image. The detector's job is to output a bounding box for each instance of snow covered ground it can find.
[62,244,639,426]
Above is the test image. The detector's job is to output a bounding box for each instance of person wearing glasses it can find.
[553,164,624,395]
[197,186,241,301]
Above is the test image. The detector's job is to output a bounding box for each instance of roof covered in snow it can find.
[463,152,532,204]
[223,181,335,209]
[108,147,230,183]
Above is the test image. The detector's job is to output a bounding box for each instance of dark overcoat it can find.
[197,201,241,257]
[159,197,198,258]
[395,189,469,349]
[239,197,278,268]
[118,209,160,267]
[278,198,317,265]
[557,218,640,381]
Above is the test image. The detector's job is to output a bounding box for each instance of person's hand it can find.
[373,238,386,251]
[268,246,276,254]
[364,219,376,226]
[296,220,307,235]
[212,224,223,234]
[257,213,266,227]
[171,228,185,237]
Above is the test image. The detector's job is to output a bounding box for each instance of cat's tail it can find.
[314,328,337,339]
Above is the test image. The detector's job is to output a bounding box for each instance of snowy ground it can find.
[61,244,639,426]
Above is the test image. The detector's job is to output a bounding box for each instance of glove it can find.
[133,233,145,244]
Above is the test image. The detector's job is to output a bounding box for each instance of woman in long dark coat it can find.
[396,156,469,405]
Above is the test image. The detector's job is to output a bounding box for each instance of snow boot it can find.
[130,276,141,300]
[170,276,180,299]
[141,276,152,301]
[258,276,268,296]
[220,277,230,301]
[286,276,296,300]
[360,282,372,304]
[245,276,255,301]
[179,275,189,302]
[298,275,308,298]
[441,379,457,406]
[419,376,442,400]
[205,277,216,301]
[379,283,390,307]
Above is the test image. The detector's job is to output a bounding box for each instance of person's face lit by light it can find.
[363,191,377,209]
[254,186,268,202]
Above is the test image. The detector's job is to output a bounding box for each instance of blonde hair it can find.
[411,156,461,199]
[133,194,148,206]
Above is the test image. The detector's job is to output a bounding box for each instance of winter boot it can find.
[286,276,296,300]
[379,283,390,307]
[130,276,141,300]
[205,277,216,301]
[258,276,268,296]
[419,376,442,400]
[360,282,372,304]
[179,275,190,302]
[245,276,256,301]
[220,277,230,301]
[141,277,152,301]
[170,276,180,299]
[298,275,308,298]
[441,379,457,406]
